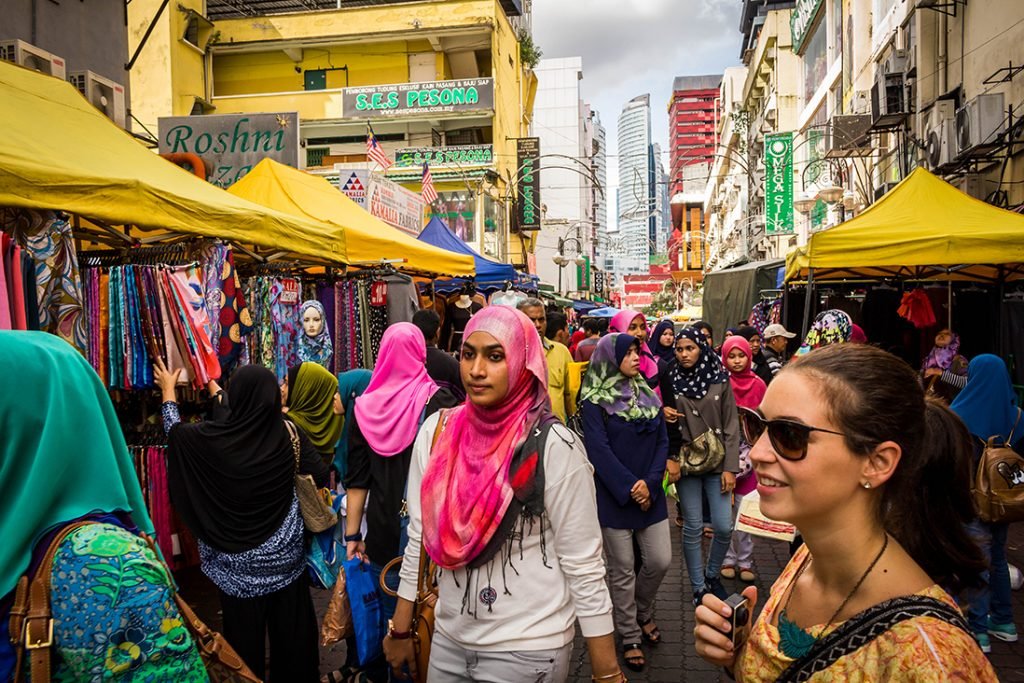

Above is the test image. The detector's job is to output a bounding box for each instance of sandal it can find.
[720,564,737,580]
[638,617,661,645]
[739,567,757,583]
[675,514,684,528]
[703,526,714,539]
[321,667,364,683]
[623,642,645,671]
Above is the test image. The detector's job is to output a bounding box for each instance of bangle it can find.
[387,619,412,640]
[591,673,625,682]
[344,532,363,542]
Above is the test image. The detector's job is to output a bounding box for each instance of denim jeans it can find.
[967,520,1013,634]
[678,473,734,593]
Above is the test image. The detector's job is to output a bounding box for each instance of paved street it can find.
[177,519,1024,681]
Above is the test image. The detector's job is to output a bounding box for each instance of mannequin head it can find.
[302,303,325,338]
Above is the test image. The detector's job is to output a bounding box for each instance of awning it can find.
[418,216,518,284]
[701,259,785,338]
[227,159,474,277]
[0,61,347,264]
[785,168,1024,283]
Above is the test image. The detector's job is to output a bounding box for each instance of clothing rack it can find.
[80,242,196,267]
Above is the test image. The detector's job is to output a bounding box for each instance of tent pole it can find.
[948,279,953,329]
[801,268,815,339]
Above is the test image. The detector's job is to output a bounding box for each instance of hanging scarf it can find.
[580,333,662,420]
[286,361,345,455]
[353,323,439,457]
[421,306,552,570]
[922,329,962,371]
[802,309,853,351]
[334,369,373,479]
[721,336,767,410]
[610,309,659,382]
[0,331,155,598]
[950,354,1021,442]
[167,365,294,553]
[297,299,333,368]
[649,319,677,365]
[669,326,729,400]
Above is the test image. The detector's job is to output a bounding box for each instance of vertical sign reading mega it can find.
[764,133,795,235]
[516,138,541,231]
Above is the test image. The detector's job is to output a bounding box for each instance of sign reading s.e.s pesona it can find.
[158,112,299,188]
[342,79,494,119]
[516,138,541,232]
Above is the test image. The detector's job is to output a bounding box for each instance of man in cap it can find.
[761,323,797,381]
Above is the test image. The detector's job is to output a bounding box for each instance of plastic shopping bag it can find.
[342,557,384,666]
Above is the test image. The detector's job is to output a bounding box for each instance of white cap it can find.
[763,323,797,339]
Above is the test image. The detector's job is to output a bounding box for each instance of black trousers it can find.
[220,572,320,682]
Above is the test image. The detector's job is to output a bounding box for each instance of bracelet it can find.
[344,532,363,542]
[591,672,626,682]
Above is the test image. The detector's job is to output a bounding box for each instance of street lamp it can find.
[552,236,588,295]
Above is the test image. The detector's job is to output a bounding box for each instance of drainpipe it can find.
[938,12,948,95]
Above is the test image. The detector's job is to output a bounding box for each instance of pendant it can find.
[778,609,817,659]
[479,586,497,607]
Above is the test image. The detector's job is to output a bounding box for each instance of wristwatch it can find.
[387,619,412,640]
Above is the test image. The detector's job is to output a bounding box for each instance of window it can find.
[801,24,828,104]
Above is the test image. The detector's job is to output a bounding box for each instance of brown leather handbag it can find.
[8,521,262,683]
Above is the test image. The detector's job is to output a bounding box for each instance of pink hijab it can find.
[421,306,551,570]
[721,336,766,410]
[610,309,659,380]
[353,323,439,456]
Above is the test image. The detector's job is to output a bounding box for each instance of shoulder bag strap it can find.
[10,520,96,683]
[777,595,971,683]
[419,410,448,596]
[284,419,301,471]
[1009,408,1022,444]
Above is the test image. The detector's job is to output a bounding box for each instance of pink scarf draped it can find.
[610,309,659,380]
[353,323,439,456]
[421,306,550,570]
[721,336,766,410]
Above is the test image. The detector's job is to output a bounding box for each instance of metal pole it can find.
[801,267,815,339]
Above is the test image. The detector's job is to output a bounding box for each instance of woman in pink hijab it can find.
[384,306,623,683]
[343,322,459,679]
[610,309,660,389]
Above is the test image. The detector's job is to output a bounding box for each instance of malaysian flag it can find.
[366,129,392,170]
[421,162,439,204]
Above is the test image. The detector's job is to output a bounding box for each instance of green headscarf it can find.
[580,333,662,422]
[0,331,155,598]
[287,361,345,454]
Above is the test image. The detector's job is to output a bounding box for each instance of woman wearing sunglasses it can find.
[660,327,740,607]
[694,344,995,681]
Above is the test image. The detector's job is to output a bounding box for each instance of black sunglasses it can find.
[738,407,846,461]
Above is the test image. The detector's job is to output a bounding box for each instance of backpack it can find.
[972,408,1024,524]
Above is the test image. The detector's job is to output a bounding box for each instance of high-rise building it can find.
[668,75,721,197]
[651,142,671,255]
[590,110,609,271]
[617,94,654,275]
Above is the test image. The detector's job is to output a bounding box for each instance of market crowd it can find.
[2,299,1019,682]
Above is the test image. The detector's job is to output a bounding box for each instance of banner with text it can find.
[342,78,494,119]
[335,164,425,236]
[516,138,541,232]
[764,132,795,235]
[158,112,299,188]
[394,145,494,169]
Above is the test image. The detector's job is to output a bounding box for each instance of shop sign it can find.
[280,278,300,305]
[516,138,541,232]
[370,282,388,306]
[334,165,425,236]
[158,112,299,188]
[342,78,494,119]
[337,167,369,207]
[394,145,494,168]
[791,0,825,53]
[764,132,795,235]
[593,270,605,294]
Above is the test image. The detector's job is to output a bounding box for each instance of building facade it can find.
[616,94,654,276]
[127,0,536,264]
[668,75,722,197]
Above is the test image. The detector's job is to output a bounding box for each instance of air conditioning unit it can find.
[954,174,982,199]
[885,49,909,75]
[0,39,66,79]
[956,92,1006,156]
[825,114,873,158]
[874,182,899,202]
[923,100,956,169]
[68,70,126,128]
[871,69,907,127]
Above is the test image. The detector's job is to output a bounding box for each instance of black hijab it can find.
[650,320,676,365]
[167,365,295,553]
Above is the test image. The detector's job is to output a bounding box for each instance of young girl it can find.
[719,336,767,584]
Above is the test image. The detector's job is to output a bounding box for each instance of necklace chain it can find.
[783,534,890,640]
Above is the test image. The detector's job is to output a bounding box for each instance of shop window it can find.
[801,25,828,105]
[428,191,477,244]
[306,147,329,167]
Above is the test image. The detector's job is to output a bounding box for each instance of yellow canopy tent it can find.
[785,168,1024,283]
[227,159,475,277]
[0,60,347,263]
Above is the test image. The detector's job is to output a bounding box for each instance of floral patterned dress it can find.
[49,523,208,682]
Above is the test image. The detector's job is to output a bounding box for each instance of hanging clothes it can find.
[898,290,937,329]
[215,249,252,376]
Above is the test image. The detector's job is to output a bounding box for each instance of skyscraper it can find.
[590,111,609,271]
[617,94,653,275]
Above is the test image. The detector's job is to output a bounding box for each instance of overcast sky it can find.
[532,0,744,227]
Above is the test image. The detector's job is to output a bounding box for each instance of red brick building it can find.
[668,75,721,196]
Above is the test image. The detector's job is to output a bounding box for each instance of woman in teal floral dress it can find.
[0,331,207,682]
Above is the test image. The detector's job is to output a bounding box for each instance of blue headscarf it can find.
[334,369,372,478]
[950,355,1022,443]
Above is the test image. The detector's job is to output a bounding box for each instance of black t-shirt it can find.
[426,346,465,401]
[344,389,459,564]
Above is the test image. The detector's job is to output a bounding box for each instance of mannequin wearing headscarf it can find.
[611,309,660,388]
[797,309,853,355]
[650,319,676,371]
[659,326,740,603]
[0,332,206,682]
[950,354,1023,643]
[391,307,617,680]
[286,361,345,459]
[922,328,969,401]
[581,334,671,662]
[296,299,333,368]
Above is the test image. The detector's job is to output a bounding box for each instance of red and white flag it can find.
[421,162,439,204]
[366,131,392,170]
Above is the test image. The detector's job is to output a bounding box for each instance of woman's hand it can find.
[383,634,417,680]
[346,540,367,563]
[153,358,181,402]
[666,459,681,484]
[694,586,758,669]
[721,471,736,494]
[631,480,650,507]
[664,406,679,423]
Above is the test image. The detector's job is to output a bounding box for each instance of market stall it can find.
[418,216,520,287]
[702,258,785,338]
